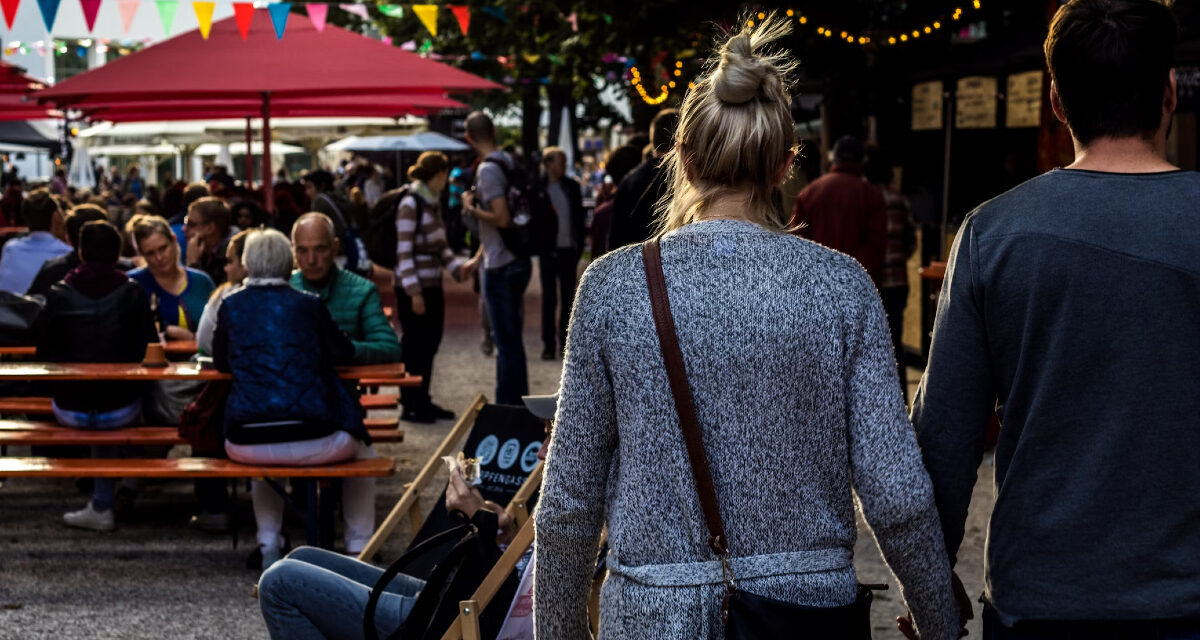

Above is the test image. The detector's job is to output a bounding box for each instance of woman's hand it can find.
[411,294,426,316]
[445,468,485,518]
[165,325,195,341]
[461,190,476,214]
[458,258,480,282]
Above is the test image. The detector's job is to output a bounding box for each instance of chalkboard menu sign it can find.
[912,81,944,131]
[1006,71,1043,128]
[956,76,998,129]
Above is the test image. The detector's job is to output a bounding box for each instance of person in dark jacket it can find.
[214,228,375,571]
[27,204,135,296]
[538,146,586,360]
[607,109,679,251]
[589,145,643,261]
[790,135,888,285]
[38,220,158,532]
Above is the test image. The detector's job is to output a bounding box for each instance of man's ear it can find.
[1165,68,1178,117]
[1049,80,1068,125]
[331,236,341,255]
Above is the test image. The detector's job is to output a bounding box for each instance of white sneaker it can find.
[62,501,115,531]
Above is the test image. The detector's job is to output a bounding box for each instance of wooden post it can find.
[459,600,482,640]
[439,519,536,640]
[244,117,253,186]
[505,461,543,529]
[357,394,487,561]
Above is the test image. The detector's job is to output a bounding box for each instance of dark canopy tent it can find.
[0,121,56,149]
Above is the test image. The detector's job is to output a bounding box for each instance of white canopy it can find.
[194,142,305,156]
[326,131,470,153]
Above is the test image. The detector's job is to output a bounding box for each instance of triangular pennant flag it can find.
[523,53,540,64]
[566,12,577,32]
[449,5,468,35]
[36,0,60,31]
[117,0,138,32]
[412,4,437,37]
[267,2,290,39]
[192,1,214,38]
[156,0,177,35]
[233,2,253,39]
[339,3,367,19]
[0,0,19,30]
[480,6,505,23]
[377,4,402,18]
[79,0,101,31]
[305,2,326,31]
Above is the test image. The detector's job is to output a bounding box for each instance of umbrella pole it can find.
[262,92,274,213]
[245,117,254,188]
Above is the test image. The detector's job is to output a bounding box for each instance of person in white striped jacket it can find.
[395,151,480,424]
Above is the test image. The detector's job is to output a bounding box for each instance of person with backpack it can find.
[388,151,478,423]
[301,169,374,278]
[460,111,535,405]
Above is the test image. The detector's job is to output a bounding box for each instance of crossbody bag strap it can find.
[642,238,730,559]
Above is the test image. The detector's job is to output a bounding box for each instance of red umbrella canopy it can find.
[73,94,469,122]
[37,13,502,107]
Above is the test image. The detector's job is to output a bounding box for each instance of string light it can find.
[781,1,979,47]
[630,61,681,106]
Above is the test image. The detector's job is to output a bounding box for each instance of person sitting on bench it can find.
[37,220,159,531]
[213,228,376,570]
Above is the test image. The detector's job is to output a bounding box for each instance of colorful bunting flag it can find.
[36,0,60,31]
[156,0,178,35]
[449,4,468,35]
[381,35,391,45]
[305,2,326,30]
[1,0,20,30]
[377,4,403,18]
[233,2,253,39]
[412,4,437,37]
[480,6,505,23]
[118,0,138,33]
[523,53,540,64]
[192,1,214,38]
[339,3,367,19]
[79,0,101,31]
[566,12,577,32]
[268,2,290,40]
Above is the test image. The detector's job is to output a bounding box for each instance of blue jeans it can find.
[259,546,425,640]
[984,605,1200,639]
[52,399,141,512]
[482,258,532,404]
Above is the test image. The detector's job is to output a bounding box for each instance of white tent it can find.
[327,131,469,153]
[195,142,306,156]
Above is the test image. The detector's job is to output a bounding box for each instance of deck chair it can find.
[359,394,546,566]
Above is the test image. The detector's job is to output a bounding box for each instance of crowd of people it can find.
[0,0,1196,638]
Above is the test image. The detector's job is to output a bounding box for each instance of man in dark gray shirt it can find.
[538,146,585,361]
[911,1,1200,637]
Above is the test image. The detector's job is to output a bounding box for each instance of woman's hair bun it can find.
[711,15,792,105]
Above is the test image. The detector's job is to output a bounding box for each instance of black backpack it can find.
[480,159,556,258]
[365,187,426,270]
[364,509,518,640]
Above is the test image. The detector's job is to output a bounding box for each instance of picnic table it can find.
[0,226,27,237]
[0,340,200,358]
[0,361,414,382]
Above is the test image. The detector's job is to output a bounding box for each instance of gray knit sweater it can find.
[533,219,958,639]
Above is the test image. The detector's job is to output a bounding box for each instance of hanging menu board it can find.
[955,76,998,129]
[1006,70,1043,128]
[912,81,944,131]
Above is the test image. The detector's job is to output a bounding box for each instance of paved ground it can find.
[0,265,993,639]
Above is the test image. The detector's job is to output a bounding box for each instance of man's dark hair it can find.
[301,169,335,192]
[66,204,108,247]
[22,188,59,231]
[650,109,680,155]
[833,135,865,166]
[78,220,121,264]
[183,182,209,209]
[1045,0,1177,145]
[605,145,643,186]
[464,111,496,145]
[188,196,232,238]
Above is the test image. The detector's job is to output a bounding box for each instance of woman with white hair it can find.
[533,13,961,640]
[213,228,375,571]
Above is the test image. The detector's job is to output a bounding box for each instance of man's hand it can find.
[458,258,480,282]
[411,294,426,316]
[461,190,476,214]
[186,234,205,267]
[897,571,973,639]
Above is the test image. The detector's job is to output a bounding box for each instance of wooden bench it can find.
[0,424,405,447]
[1,456,396,547]
[0,396,402,415]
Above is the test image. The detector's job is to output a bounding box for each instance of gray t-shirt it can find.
[546,179,572,249]
[475,151,517,269]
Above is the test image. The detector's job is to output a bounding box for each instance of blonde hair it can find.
[126,214,174,249]
[656,13,798,236]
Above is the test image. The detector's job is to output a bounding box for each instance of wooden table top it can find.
[0,456,396,478]
[0,226,27,237]
[0,361,409,382]
[0,340,199,358]
[919,261,947,281]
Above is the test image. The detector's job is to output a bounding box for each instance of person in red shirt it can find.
[790,135,887,284]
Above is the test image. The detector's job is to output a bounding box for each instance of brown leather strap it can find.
[642,238,730,558]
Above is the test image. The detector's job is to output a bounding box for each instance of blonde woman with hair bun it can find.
[534,13,961,640]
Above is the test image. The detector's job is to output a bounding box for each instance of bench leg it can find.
[305,480,319,548]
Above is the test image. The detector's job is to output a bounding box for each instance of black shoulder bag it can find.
[642,238,881,640]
